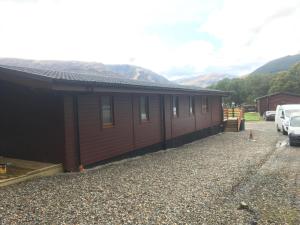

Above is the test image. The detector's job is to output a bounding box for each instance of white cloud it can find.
[0,0,299,78]
[200,0,300,75]
[0,0,217,73]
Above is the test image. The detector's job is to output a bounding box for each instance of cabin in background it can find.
[256,92,300,115]
[0,65,226,171]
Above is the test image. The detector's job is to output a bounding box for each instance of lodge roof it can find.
[0,65,227,95]
[255,92,300,100]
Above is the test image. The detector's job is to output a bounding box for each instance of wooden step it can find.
[225,128,238,132]
[224,119,239,132]
[0,159,63,187]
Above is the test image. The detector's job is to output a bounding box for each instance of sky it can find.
[0,0,300,80]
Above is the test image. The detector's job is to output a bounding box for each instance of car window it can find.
[285,109,300,117]
[279,110,284,117]
[290,116,300,127]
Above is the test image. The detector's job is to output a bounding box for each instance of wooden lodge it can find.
[0,65,227,171]
[256,92,300,115]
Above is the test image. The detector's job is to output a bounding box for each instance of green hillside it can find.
[251,54,300,74]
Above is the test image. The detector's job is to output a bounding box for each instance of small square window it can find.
[101,96,114,127]
[140,96,149,121]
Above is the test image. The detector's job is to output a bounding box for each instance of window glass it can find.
[140,96,149,121]
[285,109,300,117]
[202,96,209,113]
[173,96,179,117]
[290,116,300,127]
[189,96,195,115]
[101,96,114,126]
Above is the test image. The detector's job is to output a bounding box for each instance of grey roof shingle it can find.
[0,65,226,94]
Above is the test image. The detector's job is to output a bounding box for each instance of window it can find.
[290,116,300,127]
[140,96,149,121]
[202,96,209,113]
[172,96,179,117]
[101,96,114,127]
[189,96,195,115]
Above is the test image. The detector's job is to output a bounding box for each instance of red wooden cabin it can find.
[256,92,300,115]
[0,65,227,171]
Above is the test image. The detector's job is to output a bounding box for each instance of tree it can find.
[210,62,300,104]
[269,62,300,94]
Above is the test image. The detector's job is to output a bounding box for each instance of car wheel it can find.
[290,140,295,146]
[282,126,288,135]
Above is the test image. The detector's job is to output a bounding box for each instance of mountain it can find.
[175,73,236,87]
[105,64,170,84]
[0,58,171,84]
[251,53,300,74]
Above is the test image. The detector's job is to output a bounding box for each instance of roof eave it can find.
[255,92,300,101]
[0,67,53,90]
[0,66,228,96]
[52,79,228,96]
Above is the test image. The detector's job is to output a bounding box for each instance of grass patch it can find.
[244,112,262,121]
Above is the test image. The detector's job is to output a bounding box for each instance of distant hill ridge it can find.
[0,58,171,84]
[251,53,300,74]
[175,73,235,87]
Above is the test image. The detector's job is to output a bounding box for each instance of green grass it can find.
[244,112,262,121]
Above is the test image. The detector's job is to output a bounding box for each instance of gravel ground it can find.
[0,122,299,225]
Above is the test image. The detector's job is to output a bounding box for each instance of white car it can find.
[288,113,300,146]
[275,104,300,135]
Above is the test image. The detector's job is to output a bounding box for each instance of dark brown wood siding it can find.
[0,81,65,163]
[77,93,164,166]
[195,96,212,130]
[75,93,223,166]
[257,97,268,116]
[1,76,224,170]
[211,96,222,126]
[268,94,300,110]
[63,96,79,171]
[257,93,300,115]
[170,95,196,138]
[165,95,222,139]
[164,95,172,140]
[77,94,135,165]
[132,94,162,149]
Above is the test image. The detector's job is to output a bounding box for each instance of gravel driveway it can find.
[0,122,299,225]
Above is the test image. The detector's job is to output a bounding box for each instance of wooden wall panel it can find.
[0,79,225,169]
[258,93,300,115]
[171,95,196,138]
[211,96,222,126]
[132,94,162,149]
[257,98,268,115]
[269,94,300,110]
[63,96,79,171]
[195,96,213,130]
[78,94,134,165]
[164,95,172,140]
